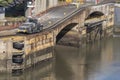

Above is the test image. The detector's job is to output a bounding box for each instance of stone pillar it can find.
[53,0,58,6]
[49,0,53,8]
[27,0,58,16]
[48,0,58,8]
[0,40,7,72]
[34,0,40,15]
[44,0,47,11]
[41,0,43,11]
[6,40,13,72]
[41,0,46,11]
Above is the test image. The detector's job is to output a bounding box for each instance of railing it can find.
[0,19,25,31]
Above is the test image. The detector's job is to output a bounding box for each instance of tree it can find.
[0,0,13,6]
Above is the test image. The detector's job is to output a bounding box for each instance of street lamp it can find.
[27,1,34,7]
[27,1,34,17]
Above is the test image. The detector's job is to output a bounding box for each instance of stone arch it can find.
[85,11,104,20]
[56,23,78,43]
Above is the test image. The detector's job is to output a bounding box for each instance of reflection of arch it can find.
[86,11,104,20]
[56,23,78,43]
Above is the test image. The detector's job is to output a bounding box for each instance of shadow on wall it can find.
[56,23,78,43]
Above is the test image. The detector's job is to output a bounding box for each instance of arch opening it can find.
[85,11,105,42]
[86,11,104,20]
[56,23,78,43]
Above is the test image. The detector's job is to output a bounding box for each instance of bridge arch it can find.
[56,23,78,43]
[85,11,104,20]
[84,11,106,42]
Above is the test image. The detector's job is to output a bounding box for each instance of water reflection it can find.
[0,58,55,80]
[54,36,119,80]
[0,36,120,80]
[55,49,74,80]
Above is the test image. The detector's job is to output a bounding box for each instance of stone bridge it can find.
[0,3,114,72]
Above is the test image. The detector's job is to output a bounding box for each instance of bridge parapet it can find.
[86,3,114,17]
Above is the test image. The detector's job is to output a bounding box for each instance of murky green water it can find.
[54,36,120,80]
[0,36,120,80]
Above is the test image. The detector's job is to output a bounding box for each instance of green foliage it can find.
[0,0,13,6]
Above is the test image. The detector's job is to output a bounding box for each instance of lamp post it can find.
[26,0,34,17]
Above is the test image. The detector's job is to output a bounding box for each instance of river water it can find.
[54,36,120,80]
[0,35,120,80]
[0,6,120,80]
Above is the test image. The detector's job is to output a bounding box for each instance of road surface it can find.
[0,3,92,37]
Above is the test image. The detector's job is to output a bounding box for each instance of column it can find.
[43,0,46,11]
[34,0,38,15]
[54,0,58,6]
[49,0,52,8]
[49,0,57,8]
[45,0,47,10]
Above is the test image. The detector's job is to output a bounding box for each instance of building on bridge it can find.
[25,0,92,17]
[25,0,58,17]
[25,0,106,17]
